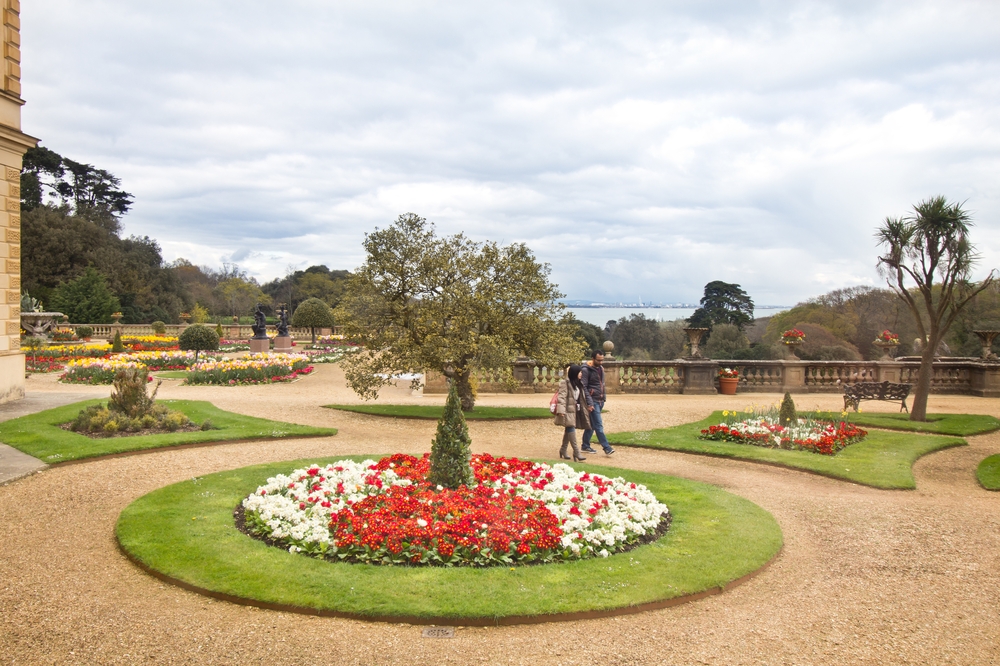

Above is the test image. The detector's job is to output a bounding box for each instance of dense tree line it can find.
[19,146,351,324]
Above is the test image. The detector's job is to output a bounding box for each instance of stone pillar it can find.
[970,363,1000,398]
[681,359,718,395]
[875,361,902,383]
[780,361,807,393]
[602,360,621,395]
[0,1,38,404]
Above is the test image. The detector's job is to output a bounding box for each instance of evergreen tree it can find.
[291,297,335,343]
[179,324,220,362]
[111,330,124,353]
[779,392,797,426]
[49,267,121,323]
[428,381,474,490]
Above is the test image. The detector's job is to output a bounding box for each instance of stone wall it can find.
[0,0,38,404]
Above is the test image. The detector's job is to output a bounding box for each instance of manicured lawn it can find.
[977,454,1000,491]
[116,456,782,621]
[0,400,337,463]
[803,411,1000,436]
[325,404,552,420]
[609,412,966,489]
[152,371,189,379]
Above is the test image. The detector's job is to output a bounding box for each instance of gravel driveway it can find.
[1,367,998,665]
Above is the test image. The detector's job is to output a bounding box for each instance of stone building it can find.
[0,0,38,403]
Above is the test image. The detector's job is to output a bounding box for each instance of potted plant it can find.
[872,329,899,359]
[111,312,124,324]
[718,367,740,395]
[781,329,805,358]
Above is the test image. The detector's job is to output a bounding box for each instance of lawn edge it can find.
[48,432,337,467]
[605,437,968,490]
[976,454,1000,491]
[322,405,551,421]
[115,518,783,626]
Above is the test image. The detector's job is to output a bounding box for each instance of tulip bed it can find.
[184,353,314,386]
[242,453,668,567]
[700,413,868,455]
[122,335,179,351]
[60,351,220,384]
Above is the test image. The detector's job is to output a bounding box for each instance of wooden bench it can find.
[843,381,912,413]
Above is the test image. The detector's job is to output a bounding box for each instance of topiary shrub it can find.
[76,326,94,340]
[151,320,167,335]
[216,322,224,338]
[428,381,474,490]
[178,324,220,362]
[779,392,797,426]
[291,297,335,344]
[111,330,125,353]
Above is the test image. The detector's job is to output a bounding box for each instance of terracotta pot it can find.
[718,376,738,395]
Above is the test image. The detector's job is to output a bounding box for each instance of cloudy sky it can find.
[21,1,1000,305]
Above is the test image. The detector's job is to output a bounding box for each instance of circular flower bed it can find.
[241,453,669,567]
[700,411,867,455]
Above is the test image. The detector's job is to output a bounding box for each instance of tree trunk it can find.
[311,327,316,344]
[909,344,936,421]
[454,369,476,412]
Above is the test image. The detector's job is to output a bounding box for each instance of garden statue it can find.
[251,304,268,340]
[276,304,290,337]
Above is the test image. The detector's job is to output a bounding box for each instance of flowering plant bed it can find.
[60,351,222,384]
[116,456,782,621]
[51,328,77,342]
[242,453,668,566]
[123,335,179,351]
[781,328,805,342]
[303,346,359,363]
[700,410,867,455]
[26,358,66,373]
[185,352,314,385]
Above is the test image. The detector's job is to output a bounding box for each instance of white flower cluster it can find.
[722,416,840,446]
[241,458,669,561]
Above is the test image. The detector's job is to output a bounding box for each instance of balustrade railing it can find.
[57,323,342,341]
[617,361,684,393]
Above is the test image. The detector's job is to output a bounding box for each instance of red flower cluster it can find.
[328,453,564,565]
[701,420,866,455]
[781,328,806,341]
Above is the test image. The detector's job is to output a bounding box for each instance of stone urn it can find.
[111,312,123,325]
[973,330,1000,362]
[873,341,899,360]
[783,339,803,359]
[682,327,709,358]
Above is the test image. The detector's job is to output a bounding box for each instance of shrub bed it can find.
[184,353,313,385]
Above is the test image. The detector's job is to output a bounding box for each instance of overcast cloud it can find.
[21,0,1000,305]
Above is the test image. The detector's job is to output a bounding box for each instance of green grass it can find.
[976,455,1000,491]
[0,400,337,463]
[803,411,1000,436]
[609,412,966,489]
[325,404,552,420]
[115,456,782,621]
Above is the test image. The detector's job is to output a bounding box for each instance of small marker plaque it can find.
[421,627,455,639]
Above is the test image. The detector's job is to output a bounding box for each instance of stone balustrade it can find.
[57,323,342,341]
[425,357,1000,398]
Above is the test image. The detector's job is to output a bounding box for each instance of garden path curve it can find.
[0,368,998,665]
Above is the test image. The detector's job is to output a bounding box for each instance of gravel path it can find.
[1,367,999,665]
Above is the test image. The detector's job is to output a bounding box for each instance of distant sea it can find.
[565,307,789,328]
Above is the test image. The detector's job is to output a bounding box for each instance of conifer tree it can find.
[111,330,124,353]
[779,392,797,426]
[428,381,474,490]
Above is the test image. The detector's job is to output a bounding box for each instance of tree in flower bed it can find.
[239,452,669,566]
[184,352,313,386]
[67,367,202,437]
[429,381,474,489]
[700,406,867,455]
[60,351,222,384]
[179,324,219,361]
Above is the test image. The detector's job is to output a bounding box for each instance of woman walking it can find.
[555,364,591,462]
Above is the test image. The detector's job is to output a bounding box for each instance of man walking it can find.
[580,350,614,455]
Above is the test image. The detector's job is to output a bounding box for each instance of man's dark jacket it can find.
[581,363,606,407]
